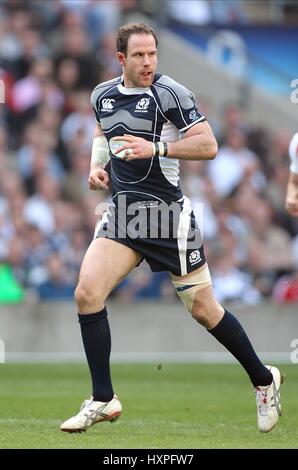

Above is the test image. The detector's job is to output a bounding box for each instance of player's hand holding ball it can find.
[111,135,154,161]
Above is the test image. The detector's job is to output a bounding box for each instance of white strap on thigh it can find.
[170,264,212,312]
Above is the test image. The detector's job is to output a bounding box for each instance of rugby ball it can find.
[109,137,131,159]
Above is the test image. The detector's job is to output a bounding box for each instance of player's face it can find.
[118,33,157,88]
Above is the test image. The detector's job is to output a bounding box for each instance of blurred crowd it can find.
[0,0,297,305]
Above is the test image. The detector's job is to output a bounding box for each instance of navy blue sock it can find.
[208,310,273,387]
[78,307,114,402]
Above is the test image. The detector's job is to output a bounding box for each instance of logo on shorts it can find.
[101,98,115,111]
[189,249,201,266]
[135,97,150,112]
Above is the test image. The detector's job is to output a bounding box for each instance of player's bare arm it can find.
[113,121,218,162]
[168,121,218,161]
[88,123,110,191]
[285,172,298,216]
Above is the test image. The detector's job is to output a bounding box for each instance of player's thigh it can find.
[78,237,142,295]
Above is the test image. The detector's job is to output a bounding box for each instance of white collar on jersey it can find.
[118,75,151,95]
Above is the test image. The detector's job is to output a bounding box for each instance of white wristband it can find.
[152,141,168,158]
[91,136,110,167]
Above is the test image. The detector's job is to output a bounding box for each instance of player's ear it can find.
[117,52,126,66]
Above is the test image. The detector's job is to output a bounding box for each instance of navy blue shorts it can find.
[94,196,206,276]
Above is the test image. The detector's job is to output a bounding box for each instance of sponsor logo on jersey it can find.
[135,97,150,112]
[101,98,115,111]
[189,249,201,266]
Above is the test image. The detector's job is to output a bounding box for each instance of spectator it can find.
[208,127,266,197]
[272,272,298,304]
[167,0,211,25]
[24,173,62,235]
[37,253,75,301]
[0,262,24,304]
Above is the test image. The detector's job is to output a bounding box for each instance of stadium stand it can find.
[0,0,297,305]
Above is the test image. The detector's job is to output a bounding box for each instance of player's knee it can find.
[191,297,224,328]
[74,282,103,309]
[191,297,212,326]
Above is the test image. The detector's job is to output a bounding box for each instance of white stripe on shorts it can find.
[93,205,112,239]
[177,196,192,276]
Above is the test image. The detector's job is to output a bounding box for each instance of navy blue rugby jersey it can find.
[91,73,206,204]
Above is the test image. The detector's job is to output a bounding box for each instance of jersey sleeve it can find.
[157,76,206,132]
[90,88,101,124]
[289,133,298,174]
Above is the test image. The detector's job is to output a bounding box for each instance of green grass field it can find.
[0,363,297,449]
